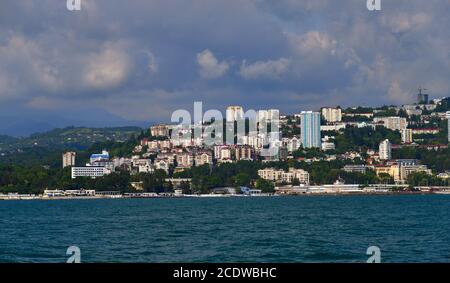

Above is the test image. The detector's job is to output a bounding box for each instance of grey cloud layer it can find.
[1,0,450,123]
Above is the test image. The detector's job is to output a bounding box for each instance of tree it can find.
[233,173,251,187]
[255,178,275,193]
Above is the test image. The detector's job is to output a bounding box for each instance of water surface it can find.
[1,195,449,263]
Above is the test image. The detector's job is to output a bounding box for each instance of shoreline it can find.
[0,191,447,201]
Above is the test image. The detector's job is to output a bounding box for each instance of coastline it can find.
[0,190,446,201]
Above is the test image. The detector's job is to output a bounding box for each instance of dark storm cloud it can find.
[1,0,450,127]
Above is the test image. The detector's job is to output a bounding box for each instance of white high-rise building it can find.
[321,107,342,123]
[401,129,413,144]
[62,152,76,168]
[447,111,450,143]
[379,139,392,160]
[226,106,244,122]
[300,111,321,148]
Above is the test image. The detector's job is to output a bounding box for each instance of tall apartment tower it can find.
[447,111,450,143]
[379,139,392,160]
[300,111,321,148]
[401,129,413,144]
[62,152,76,168]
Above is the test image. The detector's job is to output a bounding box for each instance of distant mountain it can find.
[0,126,147,168]
[0,126,144,152]
[0,106,150,137]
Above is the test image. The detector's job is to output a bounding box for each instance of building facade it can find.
[321,107,342,123]
[226,106,244,122]
[258,168,310,185]
[62,152,76,168]
[447,111,450,142]
[150,124,170,137]
[379,139,392,160]
[71,167,111,179]
[401,129,413,144]
[373,117,407,131]
[300,111,321,148]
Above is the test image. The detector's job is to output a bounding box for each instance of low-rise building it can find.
[71,166,111,179]
[154,158,170,173]
[258,168,310,185]
[194,151,213,166]
[343,165,371,174]
[176,152,194,168]
[411,128,440,135]
[375,162,431,183]
[321,142,335,151]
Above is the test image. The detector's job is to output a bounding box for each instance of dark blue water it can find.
[1,195,450,263]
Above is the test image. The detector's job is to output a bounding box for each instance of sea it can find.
[1,195,450,263]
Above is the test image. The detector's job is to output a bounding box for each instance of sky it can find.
[1,0,450,135]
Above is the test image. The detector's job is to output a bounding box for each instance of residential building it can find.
[321,107,342,123]
[176,152,194,168]
[379,139,392,160]
[226,106,244,122]
[138,163,155,174]
[375,162,431,183]
[62,152,76,168]
[235,145,254,161]
[242,134,265,150]
[112,157,132,168]
[150,124,169,137]
[257,109,280,122]
[214,145,233,162]
[154,158,170,173]
[373,117,407,131]
[401,129,413,144]
[156,153,176,165]
[284,137,301,152]
[321,141,335,151]
[258,168,309,185]
[300,111,321,148]
[194,151,213,166]
[447,111,450,142]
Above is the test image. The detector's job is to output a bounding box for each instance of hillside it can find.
[0,126,144,166]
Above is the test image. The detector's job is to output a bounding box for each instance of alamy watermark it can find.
[66,246,81,263]
[67,0,81,11]
[366,246,381,263]
[171,102,280,157]
[367,0,381,11]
